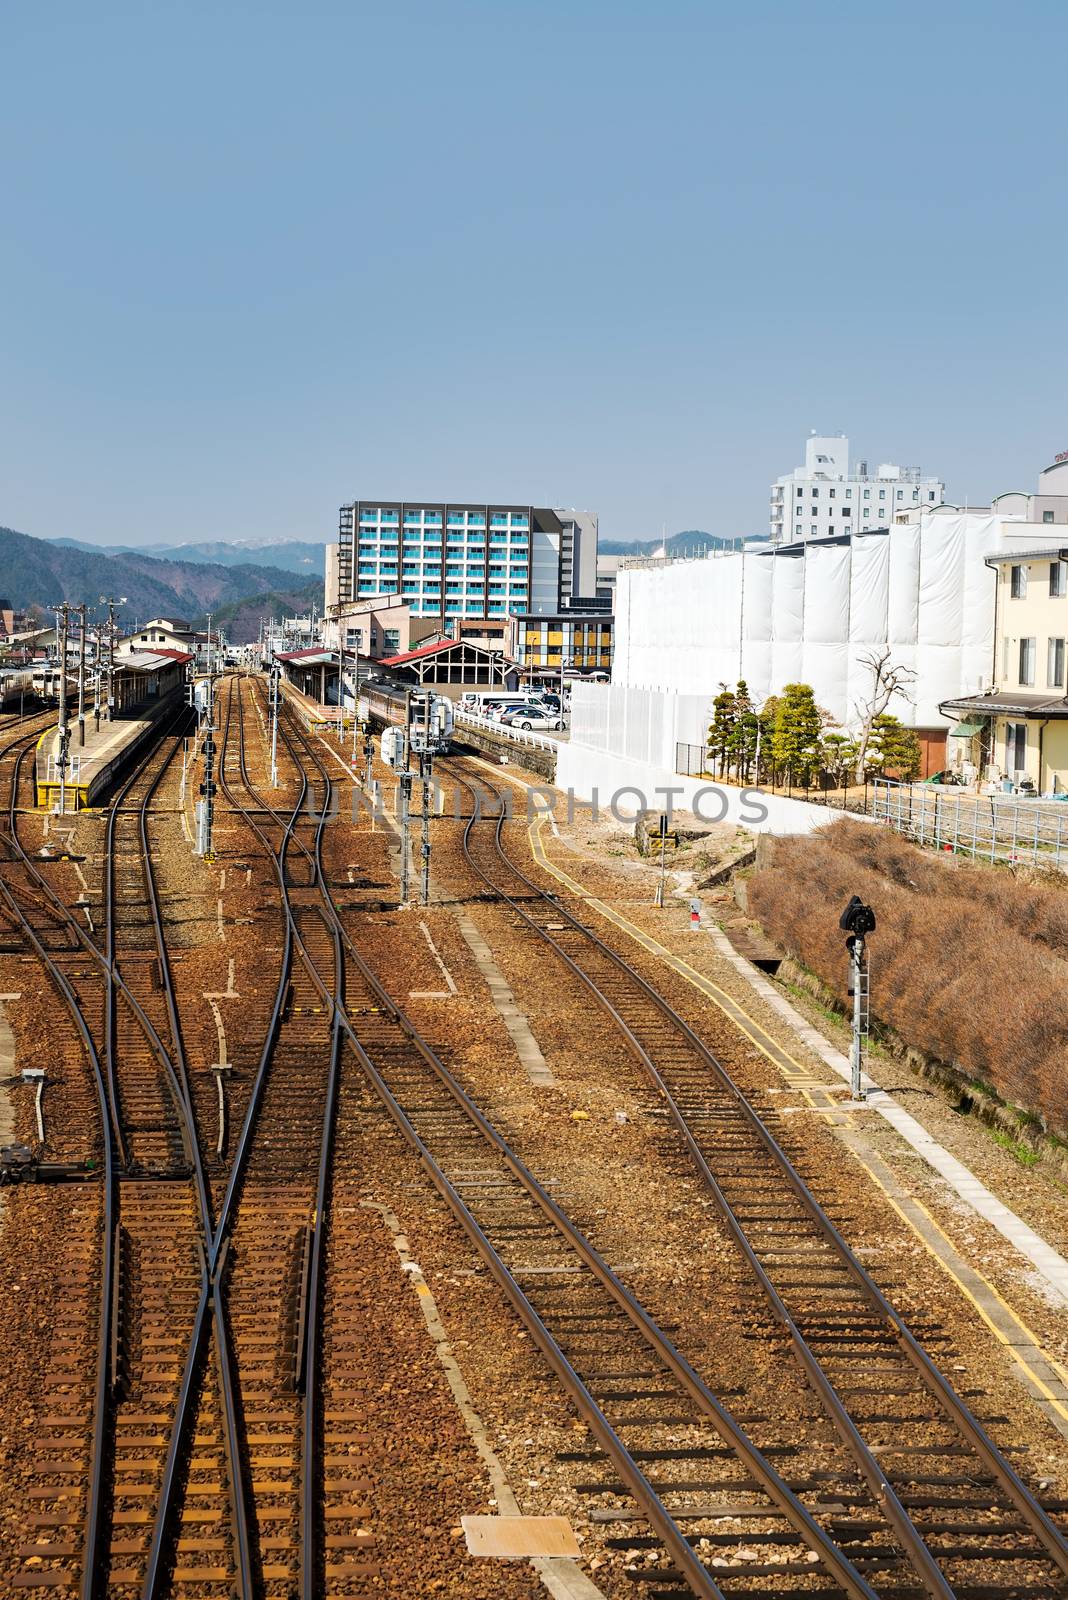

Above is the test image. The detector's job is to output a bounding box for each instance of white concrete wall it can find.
[555,735,866,836]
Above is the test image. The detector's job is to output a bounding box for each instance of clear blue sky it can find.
[3,1,1066,548]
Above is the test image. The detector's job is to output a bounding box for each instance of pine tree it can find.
[820,731,859,787]
[707,685,738,777]
[725,680,756,780]
[771,683,822,784]
[865,713,921,779]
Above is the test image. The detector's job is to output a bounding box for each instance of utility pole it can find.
[398,769,412,905]
[100,595,126,722]
[197,660,218,861]
[270,660,280,787]
[350,634,361,763]
[54,603,70,815]
[92,610,101,733]
[419,747,432,906]
[75,604,87,748]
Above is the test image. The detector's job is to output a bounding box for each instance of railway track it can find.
[219,680,910,1599]
[5,676,1064,1596]
[0,706,243,1597]
[440,755,1068,1598]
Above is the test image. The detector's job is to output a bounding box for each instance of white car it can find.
[500,707,562,731]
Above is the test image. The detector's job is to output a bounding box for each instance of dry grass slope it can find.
[747,819,1068,1138]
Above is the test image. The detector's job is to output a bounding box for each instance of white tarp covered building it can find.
[608,511,1067,729]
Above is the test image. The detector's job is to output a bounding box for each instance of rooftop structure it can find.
[770,433,945,544]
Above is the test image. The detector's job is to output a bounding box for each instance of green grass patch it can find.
[991,1129,1041,1168]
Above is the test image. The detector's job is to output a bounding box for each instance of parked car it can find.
[499,706,562,731]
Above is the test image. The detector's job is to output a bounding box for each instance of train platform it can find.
[34,690,184,811]
[277,674,347,733]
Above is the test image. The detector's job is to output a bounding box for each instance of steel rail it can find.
[452,760,1068,1586]
[3,707,255,1599]
[244,687,881,1600]
[139,677,307,1600]
[0,729,118,1600]
[219,679,346,1600]
[452,767,956,1597]
[104,714,258,1600]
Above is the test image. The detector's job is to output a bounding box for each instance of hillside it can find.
[600,529,754,557]
[47,534,327,576]
[192,582,323,644]
[0,525,325,626]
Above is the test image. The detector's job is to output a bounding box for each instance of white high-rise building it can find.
[770,433,945,544]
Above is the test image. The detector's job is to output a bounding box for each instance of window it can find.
[929,491,936,501]
[863,489,870,499]
[795,524,802,535]
[845,488,852,498]
[1010,564,1027,598]
[879,490,886,500]
[811,488,819,497]
[1051,561,1067,597]
[811,524,817,536]
[841,506,851,516]
[1019,636,1036,686]
[796,487,803,498]
[912,489,918,500]
[829,488,836,498]
[1005,721,1027,775]
[383,629,400,654]
[1049,637,1065,688]
[1044,510,1056,524]
[896,490,903,500]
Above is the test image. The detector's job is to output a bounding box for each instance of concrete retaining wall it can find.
[555,739,870,836]
[452,726,557,783]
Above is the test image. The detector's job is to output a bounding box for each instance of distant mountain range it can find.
[600,529,756,557]
[0,526,324,643]
[47,534,327,577]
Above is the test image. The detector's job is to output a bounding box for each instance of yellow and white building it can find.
[942,546,1068,793]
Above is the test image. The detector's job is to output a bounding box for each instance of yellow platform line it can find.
[524,808,1068,1430]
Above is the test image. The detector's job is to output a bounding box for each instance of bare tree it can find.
[853,648,916,780]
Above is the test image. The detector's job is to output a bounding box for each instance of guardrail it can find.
[872,777,1068,868]
[455,708,559,752]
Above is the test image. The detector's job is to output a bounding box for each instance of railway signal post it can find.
[840,895,875,1101]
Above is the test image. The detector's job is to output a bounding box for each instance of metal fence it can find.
[456,708,559,753]
[872,778,1068,868]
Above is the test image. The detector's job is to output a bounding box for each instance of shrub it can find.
[747,819,1068,1137]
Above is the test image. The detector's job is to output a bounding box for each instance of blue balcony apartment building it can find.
[335,502,598,625]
